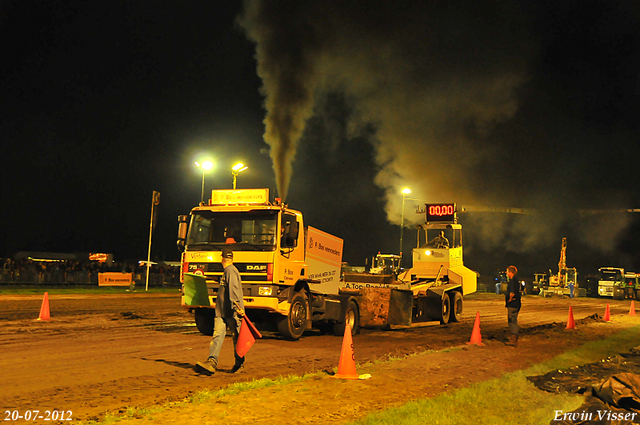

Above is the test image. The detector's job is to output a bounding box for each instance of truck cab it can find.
[598,267,625,298]
[369,253,402,276]
[178,189,355,340]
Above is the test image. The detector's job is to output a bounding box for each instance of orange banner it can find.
[98,273,134,287]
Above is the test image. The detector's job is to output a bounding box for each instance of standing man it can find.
[196,249,245,374]
[505,265,521,347]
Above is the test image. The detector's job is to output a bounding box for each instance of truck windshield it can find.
[187,211,278,251]
[599,270,622,281]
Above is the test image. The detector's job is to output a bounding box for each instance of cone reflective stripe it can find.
[236,315,262,358]
[466,311,483,346]
[604,303,611,322]
[566,306,575,329]
[630,300,636,316]
[37,292,50,321]
[334,323,359,379]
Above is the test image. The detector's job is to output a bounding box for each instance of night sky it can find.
[2,0,640,283]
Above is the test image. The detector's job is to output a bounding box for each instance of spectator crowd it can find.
[0,258,179,286]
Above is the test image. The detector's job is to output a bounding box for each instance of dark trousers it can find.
[507,306,520,335]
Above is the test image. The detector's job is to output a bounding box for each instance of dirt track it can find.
[0,292,637,423]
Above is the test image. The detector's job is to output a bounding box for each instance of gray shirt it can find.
[215,263,244,317]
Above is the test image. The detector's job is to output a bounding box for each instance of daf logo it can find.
[247,265,267,271]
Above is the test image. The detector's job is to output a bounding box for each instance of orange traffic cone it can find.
[334,323,359,379]
[630,300,636,316]
[604,303,611,322]
[566,306,576,329]
[466,311,483,346]
[236,315,262,358]
[37,292,50,321]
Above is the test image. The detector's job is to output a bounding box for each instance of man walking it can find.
[196,249,245,374]
[505,265,521,347]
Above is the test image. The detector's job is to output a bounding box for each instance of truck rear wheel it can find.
[277,291,308,340]
[427,293,451,324]
[194,308,214,336]
[333,300,360,336]
[450,291,463,322]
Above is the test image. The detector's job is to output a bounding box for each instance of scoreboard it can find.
[425,203,456,223]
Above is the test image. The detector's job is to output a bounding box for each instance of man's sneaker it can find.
[230,362,245,373]
[195,358,217,374]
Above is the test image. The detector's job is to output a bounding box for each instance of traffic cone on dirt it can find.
[334,323,359,379]
[466,311,483,346]
[236,315,262,358]
[565,306,576,329]
[37,292,50,321]
[630,300,636,317]
[604,303,611,322]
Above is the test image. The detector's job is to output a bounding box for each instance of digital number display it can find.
[425,203,456,223]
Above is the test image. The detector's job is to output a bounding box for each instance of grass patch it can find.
[353,372,583,425]
[76,374,317,424]
[526,324,640,375]
[0,286,180,295]
[350,324,640,425]
[187,373,311,403]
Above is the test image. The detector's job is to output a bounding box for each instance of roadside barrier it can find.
[0,271,177,287]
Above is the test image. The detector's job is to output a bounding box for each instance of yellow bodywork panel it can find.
[448,265,478,296]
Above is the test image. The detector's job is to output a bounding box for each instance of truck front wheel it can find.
[277,292,308,340]
[614,287,625,300]
[194,308,214,336]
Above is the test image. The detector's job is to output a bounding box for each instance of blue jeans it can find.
[208,314,244,365]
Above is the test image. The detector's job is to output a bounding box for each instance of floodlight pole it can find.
[145,191,160,291]
[231,163,248,189]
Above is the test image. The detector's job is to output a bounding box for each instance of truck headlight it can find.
[259,286,273,296]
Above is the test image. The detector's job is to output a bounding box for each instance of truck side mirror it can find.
[177,215,188,251]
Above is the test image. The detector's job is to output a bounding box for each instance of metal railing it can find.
[0,270,179,287]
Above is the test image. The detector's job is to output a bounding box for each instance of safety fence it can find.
[0,270,179,287]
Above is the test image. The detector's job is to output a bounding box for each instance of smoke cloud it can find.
[239,0,640,257]
[239,1,533,204]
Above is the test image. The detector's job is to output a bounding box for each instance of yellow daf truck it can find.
[177,189,363,340]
